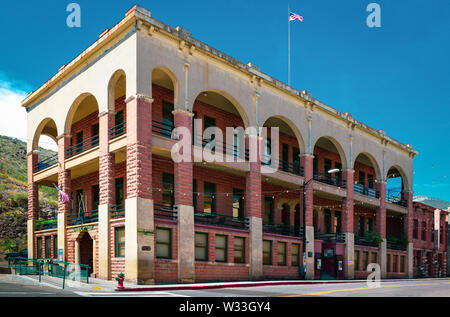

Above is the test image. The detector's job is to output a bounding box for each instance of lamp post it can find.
[301,168,340,278]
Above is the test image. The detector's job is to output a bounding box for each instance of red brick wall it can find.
[155,219,178,284]
[354,245,380,279]
[34,232,58,260]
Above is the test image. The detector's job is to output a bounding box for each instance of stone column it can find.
[125,95,155,285]
[173,109,195,283]
[301,154,315,280]
[27,153,39,259]
[376,181,387,278]
[57,135,71,262]
[343,169,355,279]
[405,191,414,278]
[98,111,116,280]
[246,134,263,280]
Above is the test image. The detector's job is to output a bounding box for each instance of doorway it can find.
[78,232,94,275]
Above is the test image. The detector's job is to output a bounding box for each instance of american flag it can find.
[54,184,70,204]
[289,12,303,22]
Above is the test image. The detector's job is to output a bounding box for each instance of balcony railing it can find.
[110,204,125,219]
[261,156,304,177]
[65,135,99,159]
[196,136,251,162]
[386,191,407,207]
[263,224,303,237]
[322,232,346,243]
[313,173,347,188]
[152,120,174,138]
[154,203,178,220]
[354,183,380,199]
[110,122,127,140]
[355,233,380,247]
[387,241,407,251]
[194,211,249,230]
[67,210,99,226]
[35,217,58,231]
[33,154,58,173]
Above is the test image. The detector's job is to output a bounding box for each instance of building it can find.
[23,5,419,284]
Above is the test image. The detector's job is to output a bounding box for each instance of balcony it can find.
[152,120,174,138]
[110,122,127,140]
[386,191,407,207]
[354,183,379,199]
[196,136,251,162]
[154,203,178,220]
[355,232,381,247]
[33,154,58,173]
[314,173,346,188]
[35,217,58,231]
[110,204,125,220]
[195,211,249,230]
[67,210,99,226]
[261,157,304,177]
[263,224,303,237]
[66,135,99,159]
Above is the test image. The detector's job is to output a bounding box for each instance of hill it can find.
[414,195,450,211]
[0,135,58,255]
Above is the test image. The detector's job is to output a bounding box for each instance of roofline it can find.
[21,4,418,156]
[413,201,449,214]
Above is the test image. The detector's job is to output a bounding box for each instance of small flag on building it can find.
[289,12,303,22]
[54,184,70,204]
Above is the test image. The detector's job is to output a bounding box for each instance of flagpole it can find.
[288,4,291,86]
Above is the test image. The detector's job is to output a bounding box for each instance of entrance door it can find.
[79,232,93,275]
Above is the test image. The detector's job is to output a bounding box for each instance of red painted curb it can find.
[115,280,367,292]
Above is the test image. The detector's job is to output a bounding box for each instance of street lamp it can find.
[301,168,340,279]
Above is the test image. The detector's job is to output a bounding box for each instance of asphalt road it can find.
[0,275,81,297]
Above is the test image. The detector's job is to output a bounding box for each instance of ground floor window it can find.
[292,243,300,266]
[393,255,398,273]
[195,232,208,261]
[45,236,51,259]
[362,251,369,271]
[371,252,378,265]
[263,240,272,265]
[354,250,360,271]
[234,237,245,264]
[387,254,391,272]
[53,235,58,259]
[156,228,172,259]
[215,235,227,263]
[277,242,287,266]
[115,227,125,258]
[37,237,42,259]
[400,255,405,273]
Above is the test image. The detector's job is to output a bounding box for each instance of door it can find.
[79,232,93,275]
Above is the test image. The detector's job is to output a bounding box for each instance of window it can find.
[292,244,300,266]
[393,255,398,273]
[292,147,301,175]
[232,188,244,219]
[162,101,174,138]
[92,184,100,211]
[372,252,378,264]
[324,209,332,234]
[193,179,198,212]
[366,218,373,233]
[263,240,272,265]
[234,237,245,264]
[204,182,216,214]
[324,159,332,180]
[413,220,419,239]
[358,171,366,186]
[76,131,84,153]
[37,237,42,259]
[156,228,172,259]
[115,110,124,126]
[334,211,342,234]
[215,235,227,263]
[76,189,85,213]
[354,250,360,271]
[387,254,391,272]
[115,110,125,137]
[335,162,342,184]
[204,115,216,147]
[367,174,374,189]
[282,144,289,172]
[277,242,287,266]
[400,255,405,273]
[53,235,58,259]
[45,236,51,259]
[421,221,427,240]
[92,122,99,146]
[264,137,272,164]
[264,196,274,225]
[115,178,124,206]
[362,251,369,271]
[195,232,208,261]
[115,227,125,258]
[358,216,364,236]
[162,173,174,208]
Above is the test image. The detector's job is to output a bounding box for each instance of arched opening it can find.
[65,94,100,158]
[386,166,408,206]
[77,231,94,275]
[313,137,346,187]
[32,118,59,172]
[354,153,381,198]
[262,116,304,176]
[108,70,127,139]
[151,67,177,138]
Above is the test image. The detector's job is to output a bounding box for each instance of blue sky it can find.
[0,0,449,201]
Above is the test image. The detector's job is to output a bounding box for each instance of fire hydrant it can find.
[116,273,125,290]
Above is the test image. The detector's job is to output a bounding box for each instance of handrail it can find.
[386,190,407,207]
[322,232,346,243]
[195,135,251,162]
[33,154,58,173]
[354,183,380,198]
[387,241,407,251]
[35,217,58,231]
[109,122,127,140]
[154,203,178,220]
[65,134,99,158]
[261,156,304,176]
[110,204,125,219]
[355,233,380,247]
[263,224,302,237]
[194,211,249,230]
[67,209,99,226]
[313,173,347,188]
[152,120,174,138]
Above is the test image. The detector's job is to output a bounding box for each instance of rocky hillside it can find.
[0,135,58,255]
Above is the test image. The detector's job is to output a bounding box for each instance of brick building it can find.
[24,6,422,284]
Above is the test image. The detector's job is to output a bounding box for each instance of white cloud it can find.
[0,77,58,151]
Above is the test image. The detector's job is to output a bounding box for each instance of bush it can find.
[12,192,28,208]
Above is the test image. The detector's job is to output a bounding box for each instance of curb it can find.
[116,277,450,292]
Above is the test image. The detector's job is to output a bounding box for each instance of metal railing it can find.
[110,122,127,140]
[35,217,58,231]
[386,191,407,207]
[261,156,304,177]
[355,233,380,247]
[195,136,251,162]
[322,232,346,243]
[313,173,347,188]
[152,120,174,138]
[354,183,380,198]
[33,154,58,173]
[154,203,178,220]
[8,257,89,289]
[67,210,99,226]
[263,224,303,237]
[387,241,407,251]
[194,211,249,230]
[110,204,125,219]
[65,135,99,159]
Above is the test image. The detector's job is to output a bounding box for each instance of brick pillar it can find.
[125,94,154,285]
[173,109,195,283]
[343,169,355,279]
[57,136,71,262]
[377,181,387,278]
[405,191,414,278]
[246,134,262,280]
[98,111,115,280]
[301,154,315,279]
[27,153,39,259]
